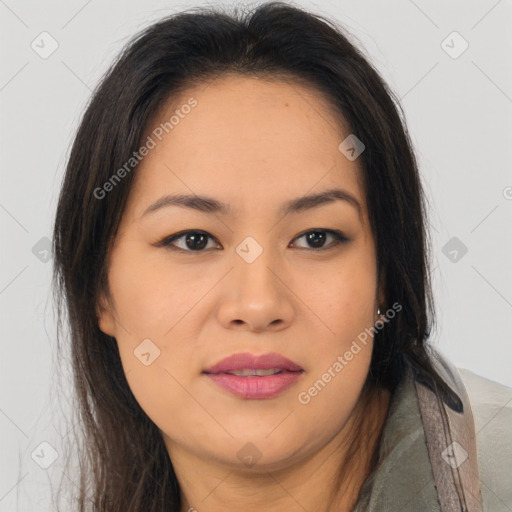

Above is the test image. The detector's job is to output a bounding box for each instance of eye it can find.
[290,229,349,250]
[158,230,221,252]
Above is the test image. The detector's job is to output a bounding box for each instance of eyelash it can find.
[157,229,350,253]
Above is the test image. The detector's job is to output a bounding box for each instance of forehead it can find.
[128,74,367,222]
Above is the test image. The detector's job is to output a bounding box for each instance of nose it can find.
[215,242,295,333]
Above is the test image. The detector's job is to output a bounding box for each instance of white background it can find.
[1,0,511,510]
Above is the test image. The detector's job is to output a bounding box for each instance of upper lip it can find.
[203,352,303,374]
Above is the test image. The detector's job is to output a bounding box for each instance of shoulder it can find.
[458,367,512,511]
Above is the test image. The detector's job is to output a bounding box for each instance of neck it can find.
[173,386,390,512]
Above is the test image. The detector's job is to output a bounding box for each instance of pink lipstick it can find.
[202,352,304,399]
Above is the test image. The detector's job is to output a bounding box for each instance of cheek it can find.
[105,245,205,393]
[303,259,377,340]
[107,245,202,337]
[293,256,376,411]
[294,272,375,418]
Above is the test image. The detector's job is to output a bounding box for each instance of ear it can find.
[96,291,116,336]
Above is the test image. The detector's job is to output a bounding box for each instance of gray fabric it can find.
[458,368,512,512]
[353,361,441,512]
[419,351,482,511]
[352,350,512,511]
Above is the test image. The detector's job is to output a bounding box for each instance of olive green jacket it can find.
[353,349,512,511]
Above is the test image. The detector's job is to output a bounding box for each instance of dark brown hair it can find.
[52,2,452,510]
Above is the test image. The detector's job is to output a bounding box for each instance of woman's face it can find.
[97,74,384,473]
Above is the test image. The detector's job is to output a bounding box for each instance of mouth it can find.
[202,352,304,399]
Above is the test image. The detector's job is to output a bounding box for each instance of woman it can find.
[52,2,512,511]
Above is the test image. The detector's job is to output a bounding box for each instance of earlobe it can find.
[96,293,116,336]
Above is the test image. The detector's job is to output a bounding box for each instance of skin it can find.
[97,74,390,512]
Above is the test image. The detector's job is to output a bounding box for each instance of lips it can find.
[202,352,304,399]
[202,352,303,375]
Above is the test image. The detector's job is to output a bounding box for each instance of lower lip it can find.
[204,371,304,399]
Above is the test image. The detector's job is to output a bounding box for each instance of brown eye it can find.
[159,230,221,252]
[291,229,349,250]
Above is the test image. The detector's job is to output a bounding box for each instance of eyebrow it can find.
[141,187,362,221]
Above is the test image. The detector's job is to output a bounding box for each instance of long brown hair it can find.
[52,2,451,510]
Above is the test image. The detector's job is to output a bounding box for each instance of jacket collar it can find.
[354,349,483,512]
